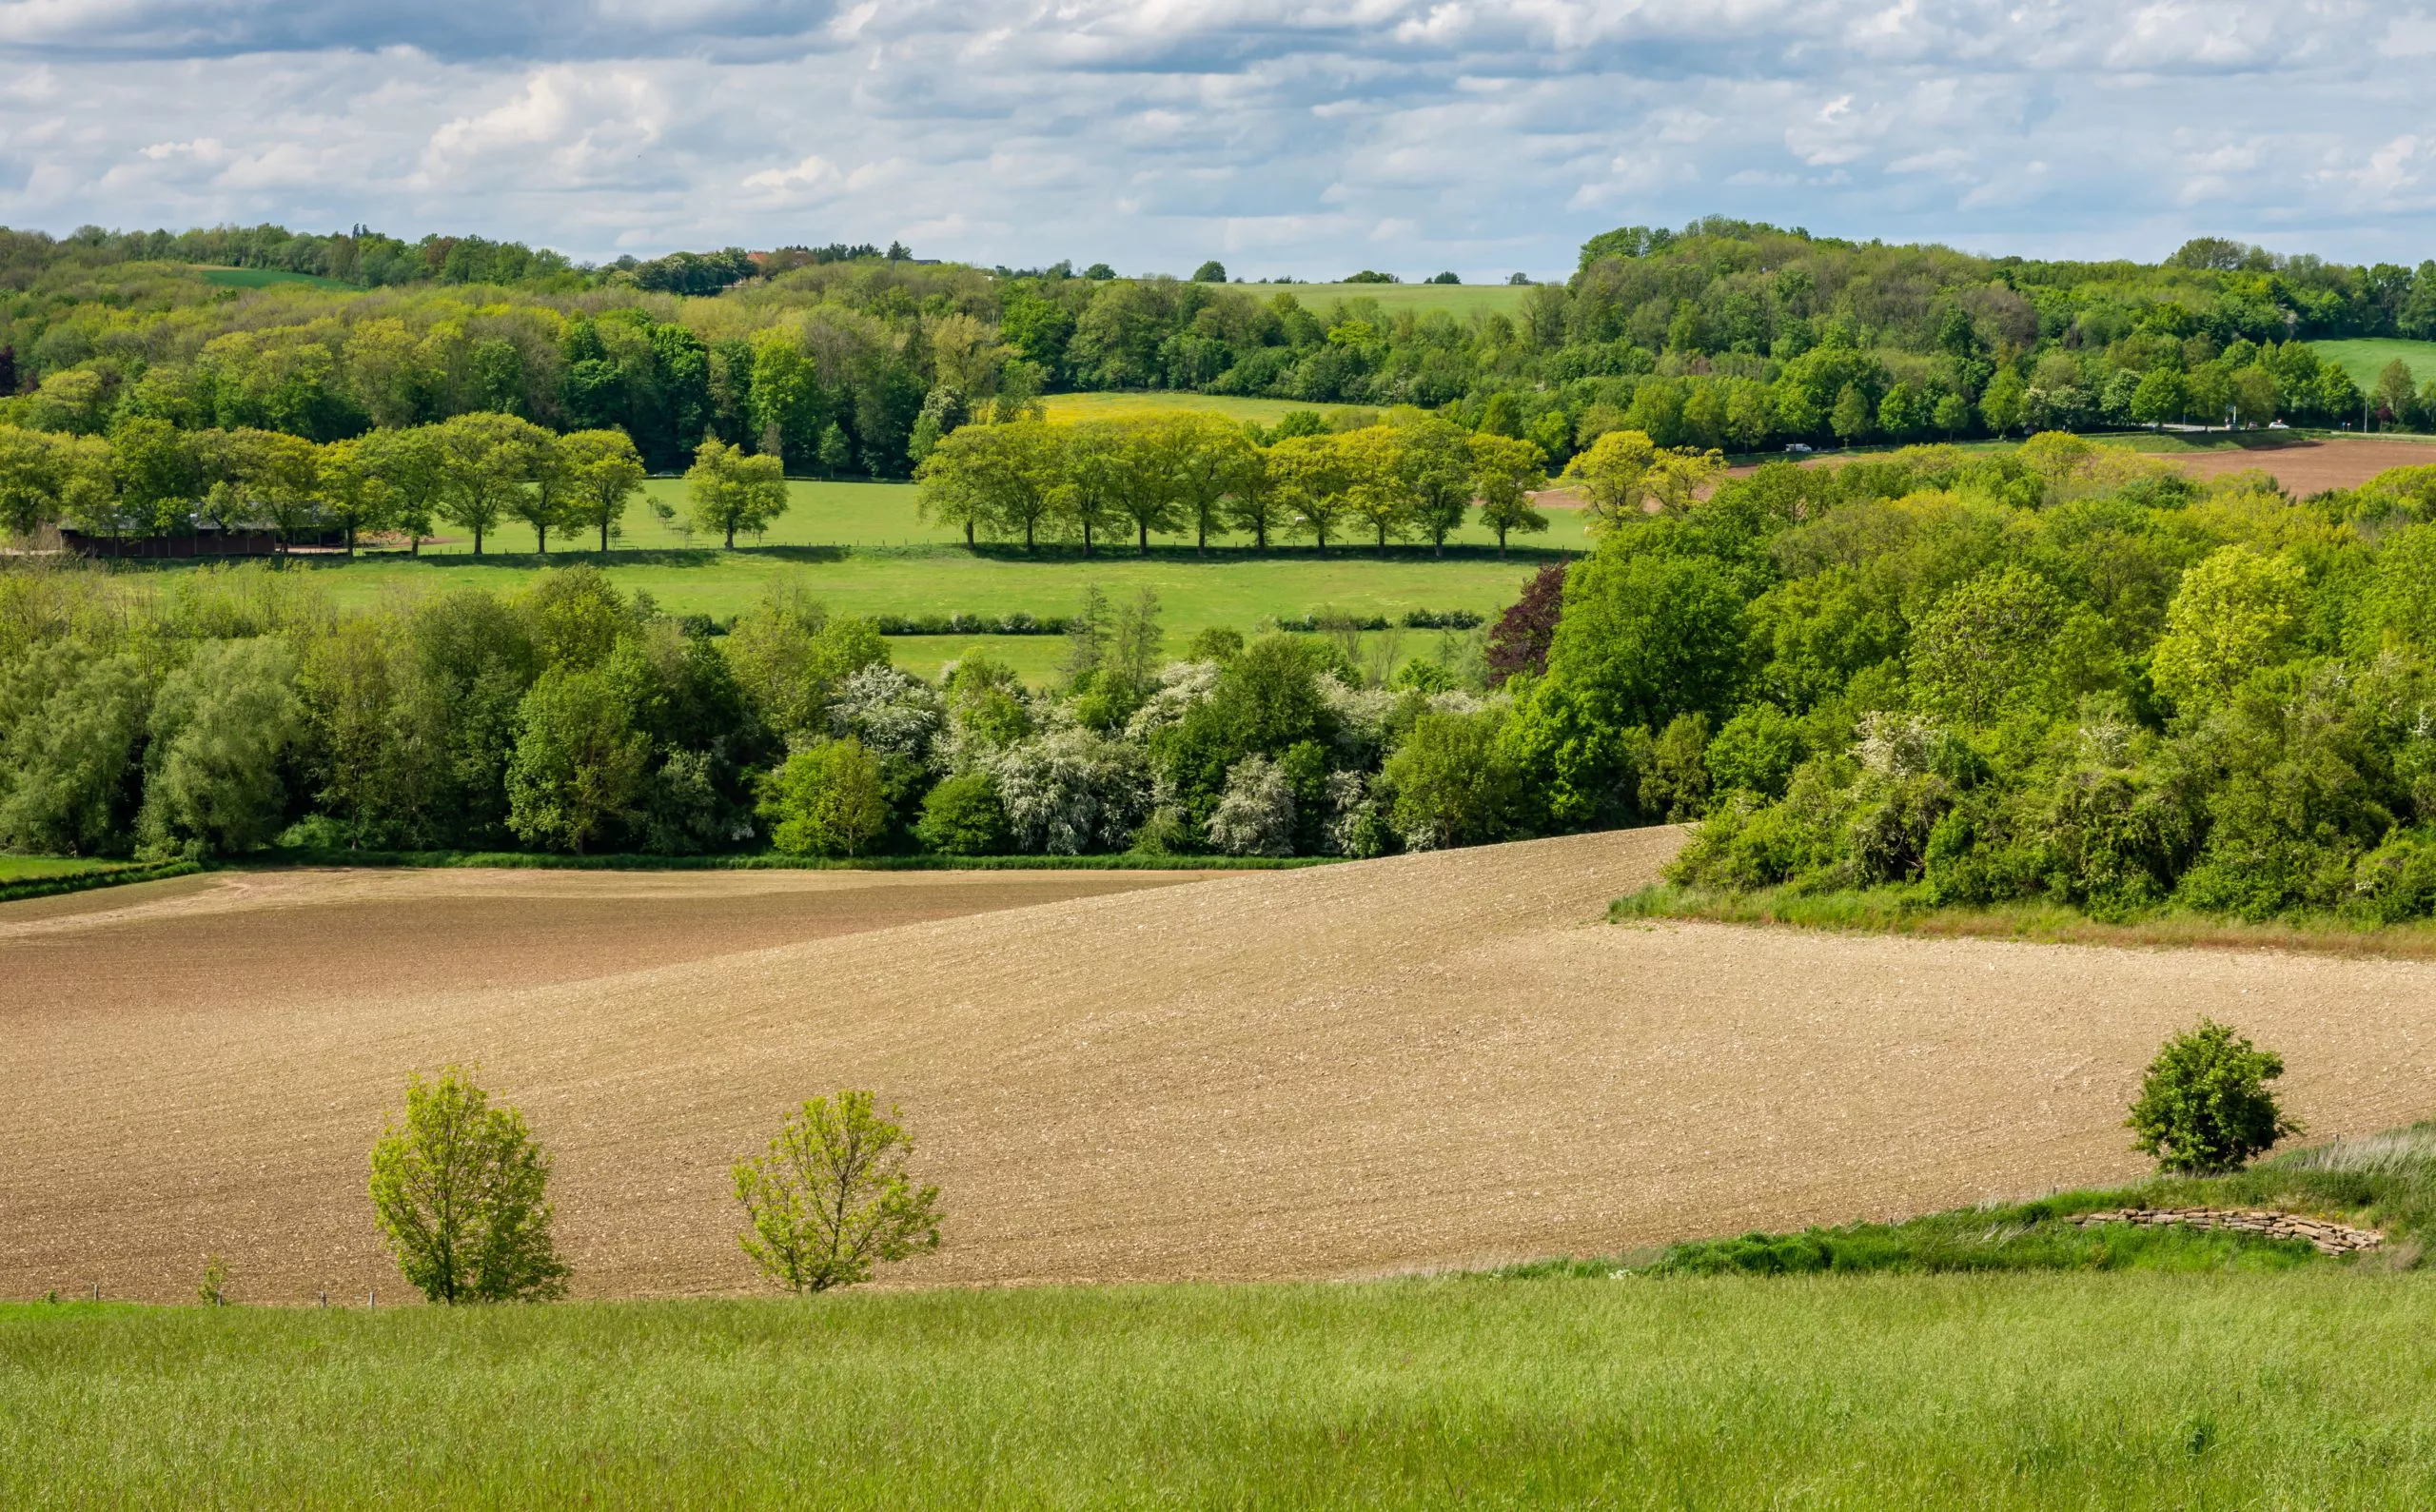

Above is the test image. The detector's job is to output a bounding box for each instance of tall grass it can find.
[10,1274,2436,1506]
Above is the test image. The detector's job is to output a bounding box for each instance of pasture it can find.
[10,1271,2436,1506]
[11,829,2436,1306]
[1270,280,1540,317]
[1037,391,1338,425]
[2313,337,2436,393]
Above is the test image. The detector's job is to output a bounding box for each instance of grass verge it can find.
[1614,880,2436,960]
[10,1273,2436,1505]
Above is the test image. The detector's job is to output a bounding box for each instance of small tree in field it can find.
[2127,1019,2301,1175]
[734,1091,941,1293]
[369,1067,571,1304]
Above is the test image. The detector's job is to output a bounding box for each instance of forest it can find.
[7,218,2436,499]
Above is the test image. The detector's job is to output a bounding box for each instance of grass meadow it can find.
[1271,280,1541,317]
[2312,338,2436,393]
[194,265,359,292]
[8,1272,2436,1507]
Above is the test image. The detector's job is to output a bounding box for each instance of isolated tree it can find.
[2375,359,2418,426]
[559,428,647,554]
[369,1067,571,1304]
[686,436,789,547]
[1469,432,1548,556]
[2127,1020,2299,1175]
[1829,383,1874,447]
[733,1090,942,1293]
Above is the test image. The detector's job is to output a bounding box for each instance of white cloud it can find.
[0,1,2430,276]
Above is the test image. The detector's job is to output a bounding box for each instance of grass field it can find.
[194,265,358,292]
[1267,280,1540,317]
[0,857,123,882]
[1038,391,1346,425]
[9,1272,2436,1505]
[2313,338,2436,392]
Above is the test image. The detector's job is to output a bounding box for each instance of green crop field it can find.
[194,266,359,292]
[0,857,123,883]
[8,1272,2436,1506]
[2312,338,2436,392]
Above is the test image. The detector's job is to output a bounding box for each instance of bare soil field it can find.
[8,836,2436,1303]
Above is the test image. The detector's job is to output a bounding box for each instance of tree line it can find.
[914,409,1549,556]
[10,219,2432,501]
[0,415,804,554]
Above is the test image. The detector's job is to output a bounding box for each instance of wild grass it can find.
[10,1274,2436,1506]
[1615,880,2436,962]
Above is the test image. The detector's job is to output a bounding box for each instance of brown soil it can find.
[2154,435,2436,494]
[9,835,2436,1303]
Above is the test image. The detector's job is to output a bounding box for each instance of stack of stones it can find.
[2068,1207,2383,1256]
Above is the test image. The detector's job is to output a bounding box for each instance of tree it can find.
[315,437,391,557]
[817,423,853,479]
[2375,358,2418,426]
[368,1067,571,1304]
[506,666,649,852]
[137,638,303,857]
[1641,447,1726,514]
[1337,424,1411,556]
[1165,413,1259,555]
[1829,383,1874,447]
[110,417,201,538]
[2126,1020,2299,1175]
[1484,562,1564,685]
[1979,367,2027,436]
[438,411,553,557]
[357,424,445,554]
[1266,433,1349,551]
[1397,416,1476,556]
[1470,433,1548,556]
[1191,260,1228,283]
[757,737,889,855]
[733,1090,941,1293]
[915,419,1061,550]
[559,428,646,554]
[2130,368,2187,429]
[1386,708,1525,849]
[1562,427,1658,532]
[2231,365,2281,428]
[686,436,789,548]
[1057,420,1133,557]
[915,770,1007,854]
[0,424,66,538]
[507,431,570,555]
[2149,546,2307,713]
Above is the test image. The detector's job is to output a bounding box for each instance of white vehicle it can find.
[1784,442,1814,454]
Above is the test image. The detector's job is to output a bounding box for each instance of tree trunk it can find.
[600,519,610,555]
[965,520,974,547]
[473,525,483,557]
[346,524,356,559]
[1083,520,1092,559]
[725,520,737,548]
[1138,520,1149,557]
[538,524,548,557]
[1497,526,1507,560]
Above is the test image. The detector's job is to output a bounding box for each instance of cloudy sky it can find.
[3,2,2433,278]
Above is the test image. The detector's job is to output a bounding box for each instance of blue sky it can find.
[4,1,2434,277]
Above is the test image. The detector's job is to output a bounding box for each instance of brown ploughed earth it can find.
[9,835,2436,1303]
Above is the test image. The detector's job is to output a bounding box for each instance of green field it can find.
[1268,281,1540,318]
[0,856,123,882]
[2312,338,2436,392]
[8,1272,2436,1505]
[1038,392,1351,426]
[194,266,359,292]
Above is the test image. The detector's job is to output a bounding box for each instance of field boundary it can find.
[1613,882,2436,960]
[0,859,205,905]
[251,847,1337,874]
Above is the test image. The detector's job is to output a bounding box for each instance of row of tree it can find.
[913,410,1551,556]
[0,416,804,553]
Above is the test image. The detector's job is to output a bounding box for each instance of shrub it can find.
[732,1090,941,1293]
[1385,707,1525,850]
[757,737,890,856]
[989,726,1149,854]
[368,1067,570,1304]
[505,665,649,853]
[916,770,1008,854]
[136,638,304,857]
[2127,1020,2301,1176]
[1207,754,1297,856]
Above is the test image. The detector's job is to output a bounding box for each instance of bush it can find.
[1385,707,1525,850]
[1207,754,1297,856]
[505,666,649,854]
[732,1090,942,1293]
[916,770,1008,855]
[367,1067,570,1304]
[2127,1020,2300,1176]
[137,638,304,858]
[757,737,890,856]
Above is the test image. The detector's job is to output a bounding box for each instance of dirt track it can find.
[9,837,2436,1302]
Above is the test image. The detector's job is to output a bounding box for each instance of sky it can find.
[3,2,2435,279]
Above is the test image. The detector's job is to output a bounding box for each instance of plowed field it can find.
[8,837,2436,1303]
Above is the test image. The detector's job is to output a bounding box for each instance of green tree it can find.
[2126,1020,2299,1175]
[368,1067,571,1304]
[2231,365,2281,427]
[1337,424,1411,556]
[1562,427,1659,533]
[2375,359,2418,426]
[1829,383,1874,447]
[2129,368,2186,429]
[686,436,790,548]
[757,737,889,855]
[137,638,303,858]
[0,424,67,538]
[1385,707,1525,849]
[2149,546,2307,713]
[816,423,853,479]
[1397,416,1477,556]
[1979,367,2027,436]
[438,411,553,557]
[357,424,446,554]
[733,1090,942,1293]
[1164,412,1259,555]
[507,430,570,555]
[1469,432,1548,556]
[506,666,649,852]
[314,436,392,557]
[915,770,1008,854]
[559,428,647,554]
[1267,432,1350,551]
[915,418,1063,549]
[1057,420,1134,557]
